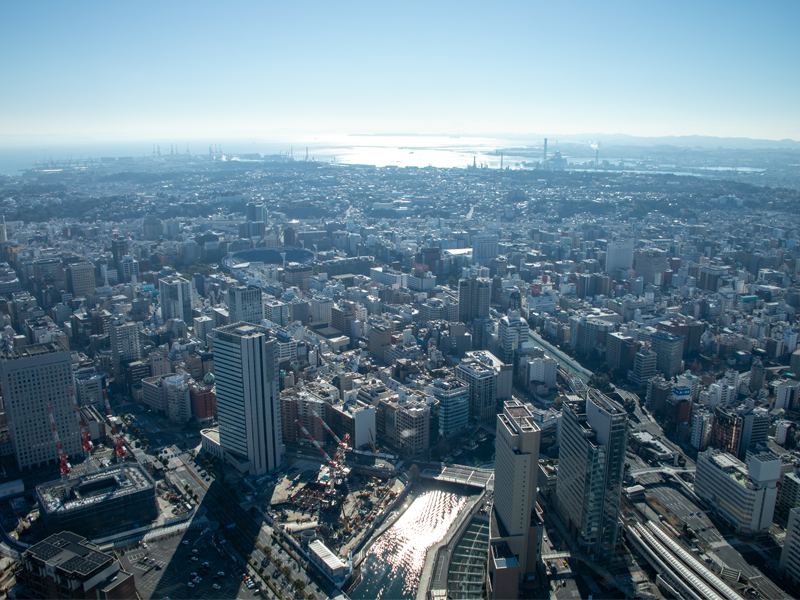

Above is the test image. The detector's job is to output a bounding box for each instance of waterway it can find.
[451,435,496,469]
[349,489,468,600]
[528,330,592,382]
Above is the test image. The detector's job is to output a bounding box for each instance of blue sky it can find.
[1,1,798,142]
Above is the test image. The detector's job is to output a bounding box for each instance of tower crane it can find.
[47,403,71,485]
[103,389,127,460]
[295,420,332,463]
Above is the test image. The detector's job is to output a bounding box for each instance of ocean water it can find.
[0,134,537,175]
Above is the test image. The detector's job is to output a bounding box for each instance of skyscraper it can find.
[650,331,685,378]
[498,311,529,364]
[159,275,192,323]
[491,400,542,582]
[0,343,82,471]
[65,262,96,298]
[226,285,263,325]
[211,323,283,475]
[111,236,128,271]
[605,239,634,275]
[109,319,141,385]
[472,234,499,266]
[557,392,627,561]
[458,277,491,323]
[455,354,497,422]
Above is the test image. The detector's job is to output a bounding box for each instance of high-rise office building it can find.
[369,323,392,365]
[226,285,263,325]
[109,319,141,385]
[605,239,634,275]
[246,201,267,223]
[650,331,685,378]
[284,262,313,292]
[781,507,800,587]
[142,215,163,240]
[455,355,497,422]
[212,323,283,475]
[429,378,469,437]
[458,277,491,323]
[159,275,192,323]
[491,399,542,584]
[0,343,82,471]
[264,299,290,328]
[65,262,96,298]
[633,247,668,286]
[498,311,529,364]
[472,234,499,267]
[193,315,214,347]
[557,392,627,561]
[111,236,129,271]
[118,255,139,283]
[628,348,657,386]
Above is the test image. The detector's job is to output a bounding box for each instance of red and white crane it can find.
[103,389,127,460]
[295,419,332,463]
[47,403,70,477]
[70,387,93,455]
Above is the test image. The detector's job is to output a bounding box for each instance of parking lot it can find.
[118,527,261,600]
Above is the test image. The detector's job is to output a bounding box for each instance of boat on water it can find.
[453,449,463,457]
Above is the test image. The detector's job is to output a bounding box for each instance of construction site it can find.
[266,406,407,560]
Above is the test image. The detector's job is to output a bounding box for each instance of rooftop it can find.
[25,531,113,578]
[37,462,155,516]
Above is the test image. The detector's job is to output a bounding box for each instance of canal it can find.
[349,488,469,600]
[528,330,592,382]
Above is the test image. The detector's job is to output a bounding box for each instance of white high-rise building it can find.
[492,399,542,581]
[605,239,634,275]
[0,344,82,471]
[211,323,283,475]
[498,311,529,364]
[159,275,192,323]
[472,234,499,267]
[690,411,713,450]
[226,285,263,325]
[164,374,191,423]
[310,297,333,325]
[193,316,214,347]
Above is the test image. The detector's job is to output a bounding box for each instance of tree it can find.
[293,580,305,591]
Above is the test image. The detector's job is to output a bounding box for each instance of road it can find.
[178,457,331,600]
